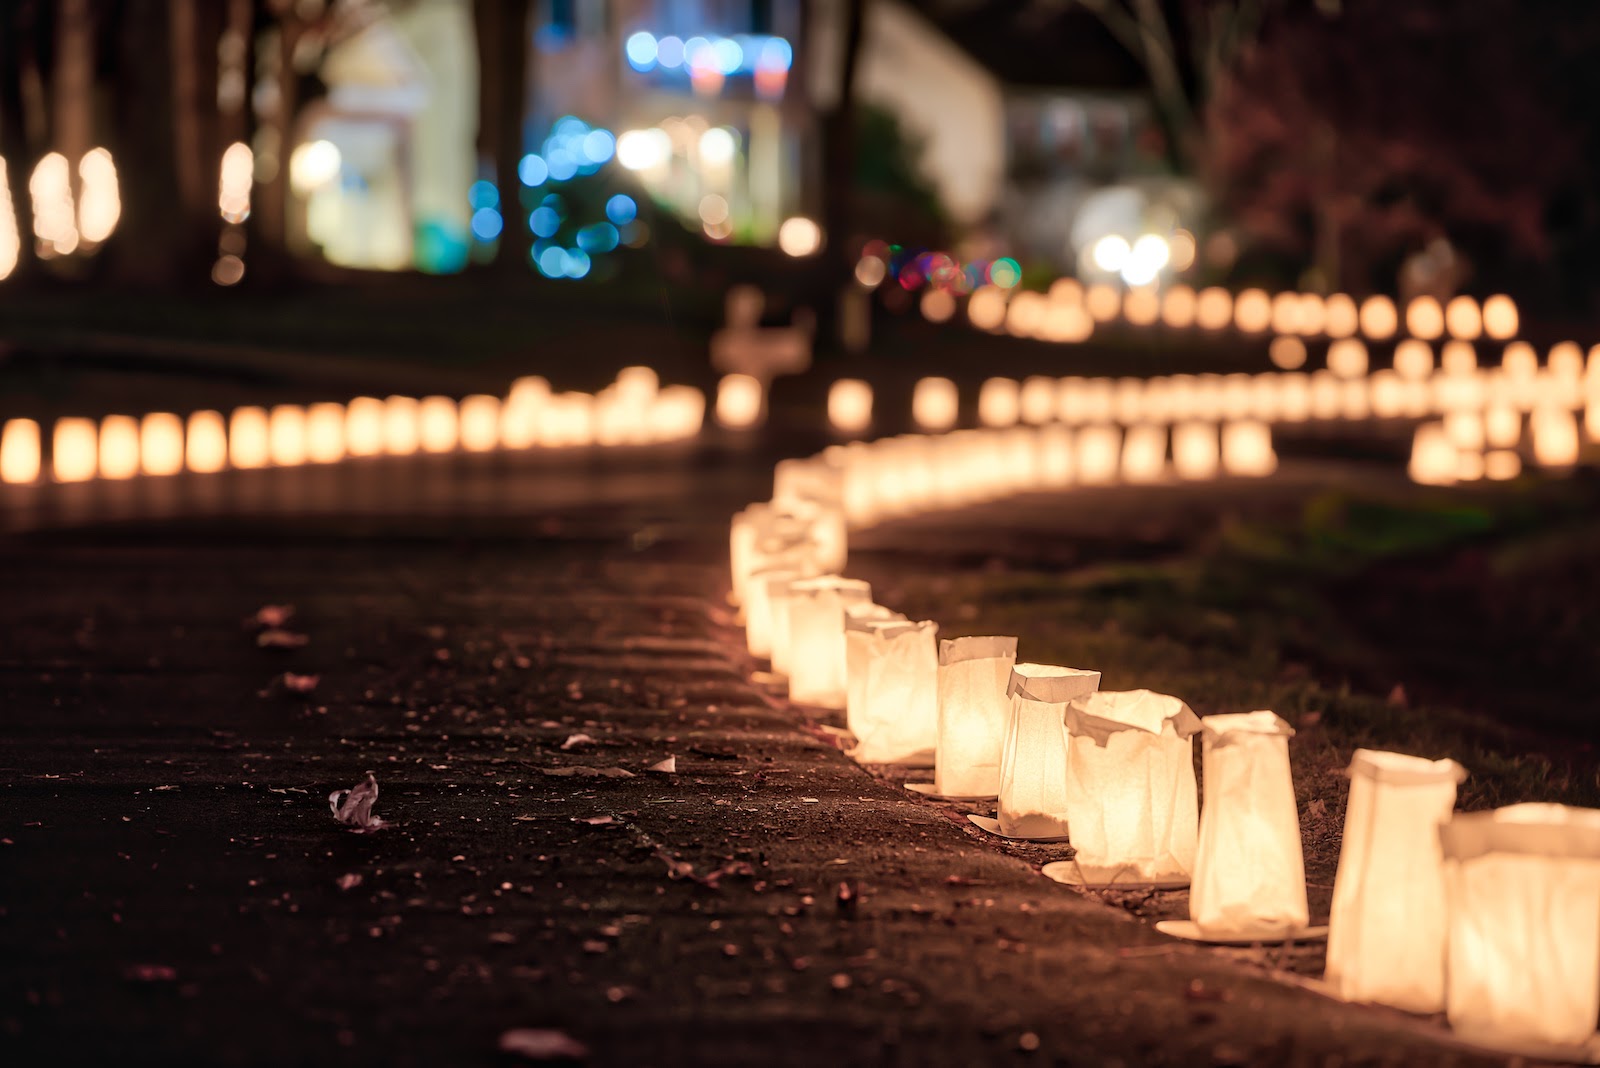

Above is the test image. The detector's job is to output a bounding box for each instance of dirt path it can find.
[0,482,1502,1065]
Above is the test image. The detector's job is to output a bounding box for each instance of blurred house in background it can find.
[847,0,1204,281]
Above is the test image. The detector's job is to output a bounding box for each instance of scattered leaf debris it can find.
[328,773,386,832]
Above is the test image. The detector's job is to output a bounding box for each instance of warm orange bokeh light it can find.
[139,412,185,476]
[0,418,41,484]
[306,402,346,464]
[186,410,228,473]
[53,417,98,483]
[1269,336,1307,370]
[912,377,959,431]
[715,374,764,429]
[828,379,873,434]
[98,415,140,479]
[1359,296,1398,340]
[1481,294,1518,340]
[1234,289,1271,333]
[418,396,459,454]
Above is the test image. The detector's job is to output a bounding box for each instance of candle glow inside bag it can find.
[1063,689,1201,881]
[1440,803,1600,1050]
[1324,749,1465,1013]
[849,619,939,765]
[745,556,809,660]
[785,576,873,708]
[933,636,1019,798]
[998,664,1101,837]
[845,605,906,734]
[729,507,808,608]
[767,574,805,677]
[1189,711,1309,937]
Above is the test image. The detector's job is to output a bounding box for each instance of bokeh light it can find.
[0,418,41,483]
[828,379,872,435]
[53,417,98,482]
[1358,295,1397,339]
[1405,296,1444,340]
[1444,295,1481,340]
[1323,293,1358,338]
[978,377,1021,427]
[912,377,959,431]
[1393,339,1433,380]
[228,407,270,469]
[1482,294,1518,340]
[1269,336,1307,370]
[91,415,135,481]
[139,412,184,476]
[1233,289,1271,333]
[715,374,763,429]
[778,217,822,257]
[1327,338,1369,379]
[1195,287,1233,330]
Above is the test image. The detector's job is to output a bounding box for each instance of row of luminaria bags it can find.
[730,431,1600,1059]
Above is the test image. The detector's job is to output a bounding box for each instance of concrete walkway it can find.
[0,453,1496,1067]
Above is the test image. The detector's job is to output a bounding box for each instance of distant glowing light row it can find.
[624,32,793,76]
[791,347,1600,441]
[0,372,705,485]
[954,281,1522,345]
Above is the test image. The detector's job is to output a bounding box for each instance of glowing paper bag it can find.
[998,664,1101,837]
[1189,711,1308,937]
[785,576,873,708]
[745,557,809,660]
[849,618,939,765]
[1323,750,1465,1012]
[1063,689,1201,881]
[844,605,906,733]
[731,508,810,609]
[933,636,1019,798]
[767,574,804,677]
[1440,803,1600,1050]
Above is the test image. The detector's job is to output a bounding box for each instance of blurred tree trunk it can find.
[54,0,93,200]
[477,0,533,271]
[110,0,187,285]
[0,1,38,280]
[811,0,865,347]
[247,3,302,284]
[168,0,225,272]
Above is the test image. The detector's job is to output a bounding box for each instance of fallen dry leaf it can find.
[647,756,677,774]
[328,772,386,832]
[574,815,614,826]
[540,766,633,779]
[282,672,320,694]
[250,605,295,628]
[498,1028,589,1061]
[559,733,595,751]
[258,629,309,649]
[336,873,364,891]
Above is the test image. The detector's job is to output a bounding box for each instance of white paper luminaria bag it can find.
[998,664,1101,837]
[933,636,1019,799]
[848,618,939,765]
[729,508,809,609]
[1062,689,1201,882]
[1324,749,1466,1013]
[844,605,905,734]
[1439,803,1600,1051]
[785,576,872,708]
[1188,711,1309,938]
[746,559,810,661]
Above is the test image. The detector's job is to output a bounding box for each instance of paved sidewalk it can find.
[0,461,1497,1066]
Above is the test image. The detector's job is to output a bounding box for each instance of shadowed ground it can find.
[8,445,1585,1066]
